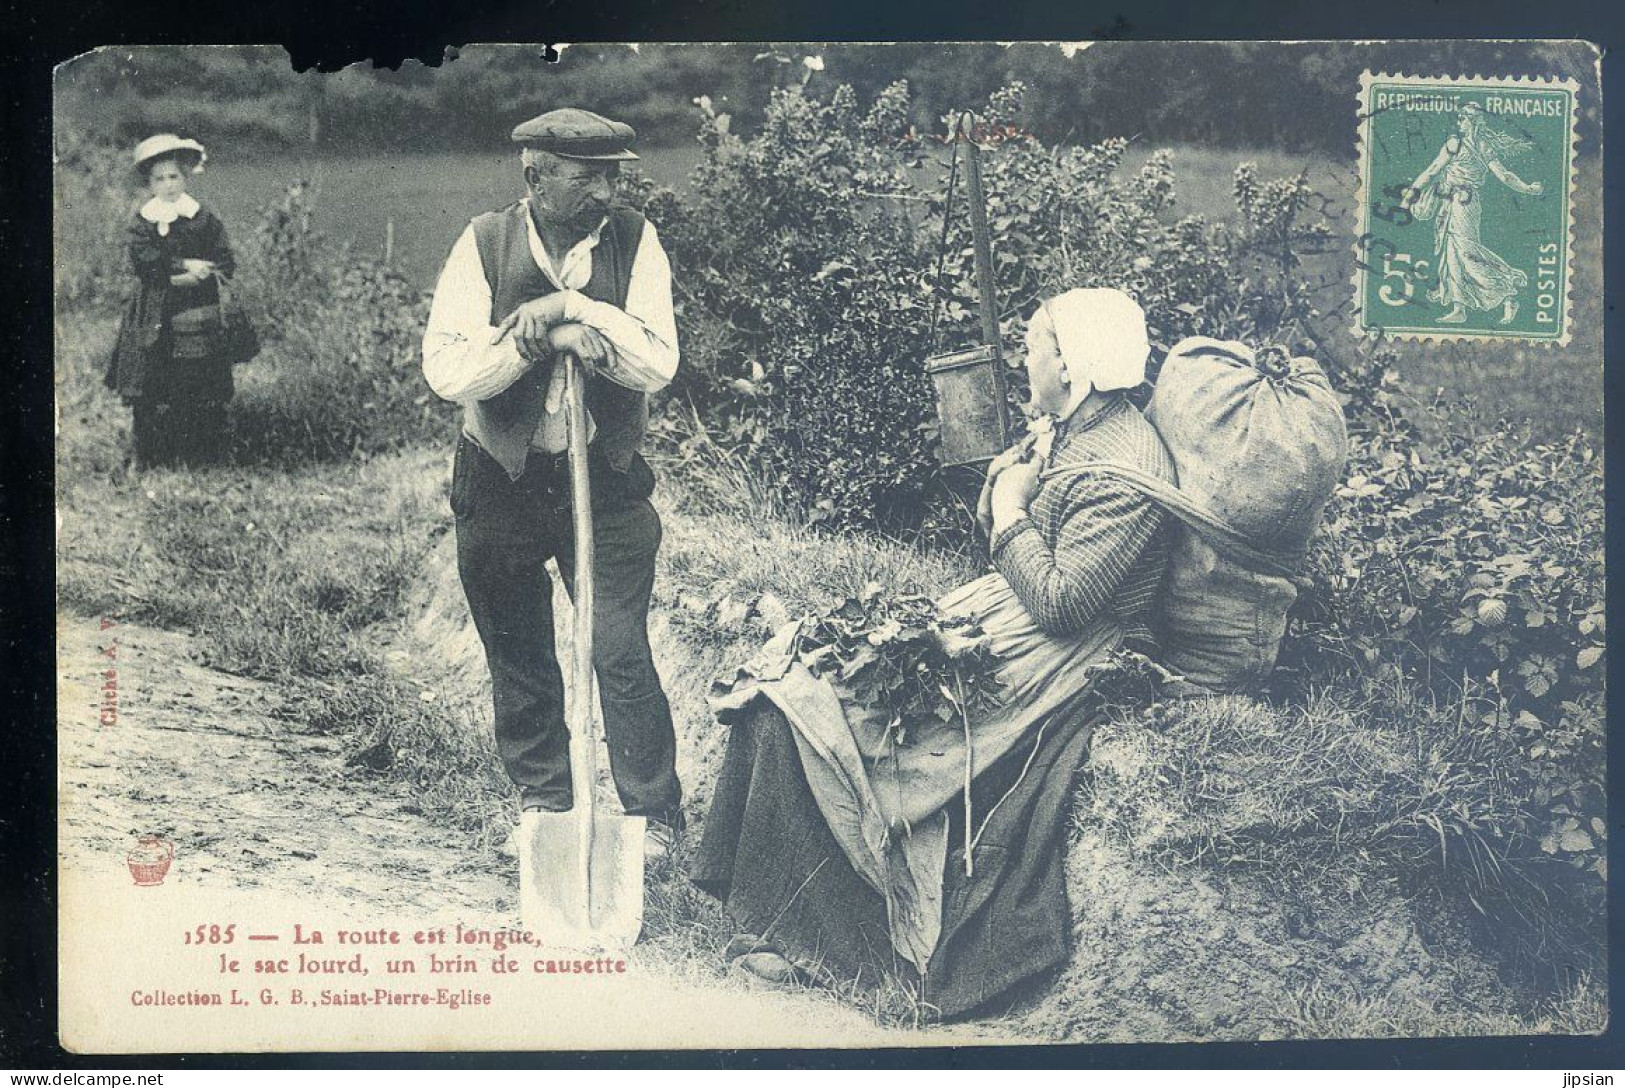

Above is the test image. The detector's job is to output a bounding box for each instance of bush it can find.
[228,182,455,464]
[631,78,1605,991]
[1288,410,1606,889]
[631,80,1335,533]
[53,133,141,310]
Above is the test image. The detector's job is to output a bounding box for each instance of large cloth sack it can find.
[1149,337,1348,556]
[1160,533,1300,688]
[1146,336,1348,689]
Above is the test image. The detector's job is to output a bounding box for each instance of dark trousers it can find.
[451,434,680,820]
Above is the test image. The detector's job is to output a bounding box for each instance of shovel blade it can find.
[519,809,646,951]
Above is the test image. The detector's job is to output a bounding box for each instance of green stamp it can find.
[1354,72,1579,344]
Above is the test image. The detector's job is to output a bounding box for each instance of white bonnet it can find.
[1039,288,1149,415]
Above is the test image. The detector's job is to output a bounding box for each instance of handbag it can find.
[169,298,222,360]
[215,273,261,365]
[167,272,260,364]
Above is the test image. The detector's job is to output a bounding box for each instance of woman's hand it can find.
[989,458,1042,535]
[976,439,1036,535]
[168,270,207,288]
[181,258,215,278]
[987,439,1035,478]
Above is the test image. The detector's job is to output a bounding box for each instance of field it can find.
[199,146,707,288]
[197,144,1293,288]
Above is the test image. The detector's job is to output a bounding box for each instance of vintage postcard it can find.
[52,40,1605,1053]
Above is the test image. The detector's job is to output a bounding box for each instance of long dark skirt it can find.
[129,354,233,468]
[691,697,1095,1020]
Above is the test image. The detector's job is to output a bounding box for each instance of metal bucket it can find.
[927,344,1009,466]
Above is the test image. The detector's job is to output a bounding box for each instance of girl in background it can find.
[106,134,239,467]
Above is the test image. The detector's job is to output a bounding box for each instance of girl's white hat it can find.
[132,134,208,174]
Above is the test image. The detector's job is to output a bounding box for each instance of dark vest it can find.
[464,201,648,478]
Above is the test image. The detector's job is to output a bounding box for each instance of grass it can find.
[53,406,1607,1039]
[1083,679,1607,992]
[56,311,980,1025]
[1083,684,1524,898]
[1278,970,1608,1040]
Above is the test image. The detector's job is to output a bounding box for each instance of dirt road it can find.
[56,615,994,1052]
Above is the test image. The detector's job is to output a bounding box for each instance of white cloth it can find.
[421,210,679,451]
[138,193,200,237]
[1041,288,1149,418]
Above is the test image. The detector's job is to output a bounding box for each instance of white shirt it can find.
[421,209,680,409]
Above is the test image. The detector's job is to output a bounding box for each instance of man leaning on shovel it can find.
[422,107,683,859]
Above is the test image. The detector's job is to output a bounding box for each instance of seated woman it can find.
[690,288,1176,1019]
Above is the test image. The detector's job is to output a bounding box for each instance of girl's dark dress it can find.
[105,204,237,467]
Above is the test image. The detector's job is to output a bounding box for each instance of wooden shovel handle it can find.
[566,353,597,775]
[566,353,600,919]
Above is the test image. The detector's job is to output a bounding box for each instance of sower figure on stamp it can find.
[422,108,684,856]
[1403,101,1545,326]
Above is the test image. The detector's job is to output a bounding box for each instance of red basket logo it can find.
[127,835,174,886]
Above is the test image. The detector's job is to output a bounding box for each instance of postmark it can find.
[1353,72,1579,344]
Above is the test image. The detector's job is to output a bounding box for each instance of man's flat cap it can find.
[511,108,639,161]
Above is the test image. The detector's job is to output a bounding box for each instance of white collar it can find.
[523,208,607,292]
[140,193,200,236]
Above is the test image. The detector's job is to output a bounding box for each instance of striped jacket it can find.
[990,395,1175,641]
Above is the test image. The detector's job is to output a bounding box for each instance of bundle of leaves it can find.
[737,582,1005,747]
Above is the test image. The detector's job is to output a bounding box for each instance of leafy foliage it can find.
[795,583,1003,746]
[228,182,454,464]
[52,133,142,309]
[631,80,1338,533]
[1288,410,1606,883]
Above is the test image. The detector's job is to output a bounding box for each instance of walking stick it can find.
[957,111,1011,449]
[565,352,598,925]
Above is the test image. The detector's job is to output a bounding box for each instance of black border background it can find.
[4,0,1624,1070]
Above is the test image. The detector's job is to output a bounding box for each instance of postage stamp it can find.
[1353,72,1580,344]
